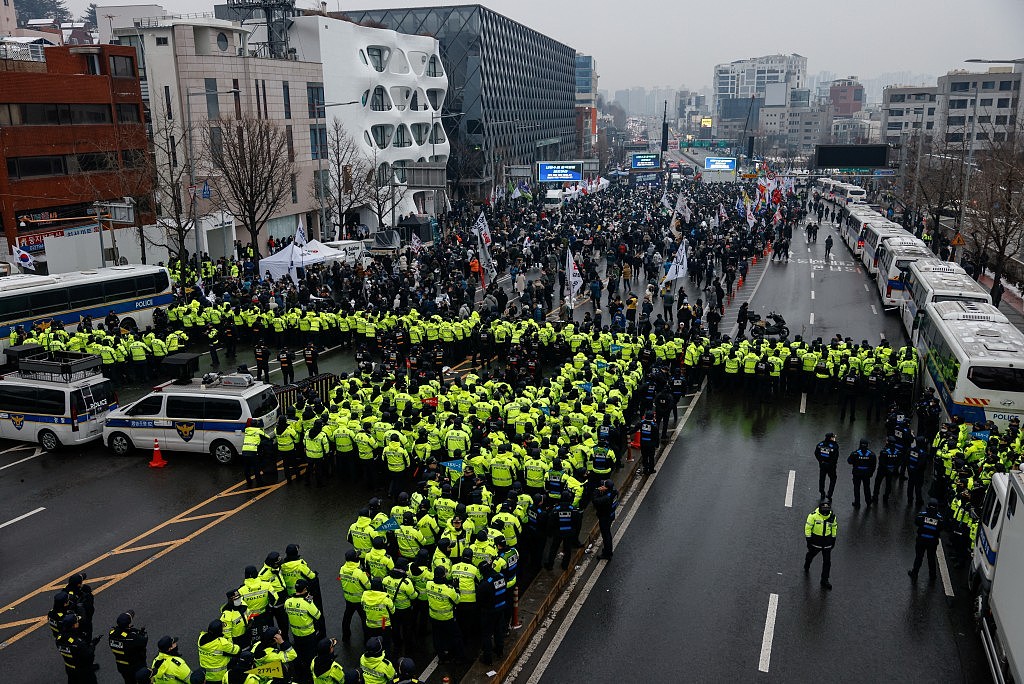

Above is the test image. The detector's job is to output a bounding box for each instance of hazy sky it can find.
[74,0,1024,91]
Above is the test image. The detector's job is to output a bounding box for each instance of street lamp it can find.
[185,86,239,262]
[313,99,360,240]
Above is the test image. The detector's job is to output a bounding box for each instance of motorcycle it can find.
[748,311,790,340]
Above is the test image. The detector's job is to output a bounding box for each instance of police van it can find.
[0,351,116,451]
[103,373,279,464]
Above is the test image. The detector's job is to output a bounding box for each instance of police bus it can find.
[0,265,172,362]
[916,300,1024,428]
[861,222,913,275]
[901,259,991,341]
[841,204,876,256]
[875,242,934,309]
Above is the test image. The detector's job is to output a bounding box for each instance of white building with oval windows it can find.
[290,15,449,232]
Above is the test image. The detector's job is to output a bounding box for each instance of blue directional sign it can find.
[376,517,399,532]
[704,157,737,171]
[440,459,464,473]
[538,162,583,183]
[201,180,212,199]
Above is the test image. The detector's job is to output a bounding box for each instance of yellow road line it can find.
[0,475,286,651]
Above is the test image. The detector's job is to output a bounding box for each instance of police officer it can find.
[847,438,876,508]
[151,636,192,684]
[804,499,837,590]
[254,340,271,384]
[304,341,320,378]
[873,436,901,504]
[57,613,100,684]
[196,620,240,683]
[908,499,945,583]
[545,499,580,571]
[242,422,270,488]
[338,549,370,645]
[638,411,659,475]
[906,436,929,508]
[592,479,618,560]
[304,420,330,487]
[219,590,249,649]
[814,432,839,499]
[279,347,295,385]
[476,558,508,666]
[108,611,148,684]
[390,657,424,684]
[284,579,322,683]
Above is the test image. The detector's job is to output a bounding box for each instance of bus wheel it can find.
[39,430,60,452]
[121,317,138,332]
[210,440,237,465]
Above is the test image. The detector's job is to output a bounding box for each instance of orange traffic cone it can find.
[149,438,167,468]
[738,276,744,288]
[752,255,758,265]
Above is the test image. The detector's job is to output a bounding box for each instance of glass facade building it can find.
[345,5,576,193]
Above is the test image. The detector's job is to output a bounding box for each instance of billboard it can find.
[814,144,889,169]
[765,82,788,107]
[700,117,713,128]
[631,153,662,170]
[537,162,584,182]
[704,157,737,171]
[629,171,663,188]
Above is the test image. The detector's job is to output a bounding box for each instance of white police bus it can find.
[875,242,933,309]
[0,265,172,362]
[916,300,1024,428]
[901,259,991,341]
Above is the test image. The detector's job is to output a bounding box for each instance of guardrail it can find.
[273,373,339,413]
[936,218,1024,289]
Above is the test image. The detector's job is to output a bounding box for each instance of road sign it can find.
[704,157,737,171]
[873,169,896,177]
[201,180,211,199]
[951,233,965,247]
[187,185,198,200]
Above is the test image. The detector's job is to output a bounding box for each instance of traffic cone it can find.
[149,438,167,468]
[738,276,744,288]
[752,255,758,265]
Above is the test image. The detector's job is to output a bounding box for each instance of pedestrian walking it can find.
[848,438,877,508]
[804,499,837,590]
[908,500,944,583]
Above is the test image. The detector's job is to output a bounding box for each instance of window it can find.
[889,108,904,117]
[30,288,70,314]
[84,54,101,74]
[976,132,989,141]
[35,388,66,415]
[246,389,278,418]
[71,104,112,124]
[889,94,906,103]
[946,132,963,143]
[426,55,442,77]
[72,152,115,173]
[109,55,135,78]
[290,173,297,204]
[982,81,995,90]
[166,396,205,419]
[980,98,993,107]
[926,122,934,130]
[164,85,173,120]
[366,46,388,72]
[0,385,37,414]
[997,98,1010,108]
[994,132,1007,142]
[285,125,294,162]
[282,81,291,119]
[205,398,242,420]
[307,82,325,119]
[947,116,966,126]
[7,155,67,178]
[968,366,1024,392]
[169,135,178,167]
[996,115,1008,125]
[128,395,162,416]
[205,78,220,119]
[309,124,327,160]
[370,86,390,111]
[216,32,229,52]
[949,82,970,92]
[103,277,136,301]
[313,169,329,202]
[927,107,935,115]
[116,103,140,123]
[393,124,411,148]
[155,36,168,46]
[978,115,991,124]
[949,99,968,110]
[999,80,1013,91]
[209,126,223,165]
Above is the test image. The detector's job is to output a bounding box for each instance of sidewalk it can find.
[977,273,1024,332]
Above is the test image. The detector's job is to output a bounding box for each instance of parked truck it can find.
[970,469,1024,683]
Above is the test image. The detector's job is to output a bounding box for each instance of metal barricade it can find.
[273,373,340,413]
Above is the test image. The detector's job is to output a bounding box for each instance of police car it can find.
[0,351,116,451]
[103,373,279,464]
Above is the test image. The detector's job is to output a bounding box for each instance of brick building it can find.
[0,43,151,264]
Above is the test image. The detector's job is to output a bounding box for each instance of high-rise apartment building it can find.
[713,53,807,117]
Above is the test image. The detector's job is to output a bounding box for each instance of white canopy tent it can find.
[258,241,344,283]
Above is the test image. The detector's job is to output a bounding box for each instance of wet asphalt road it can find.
[528,224,990,683]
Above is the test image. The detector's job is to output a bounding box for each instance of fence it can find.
[273,373,340,413]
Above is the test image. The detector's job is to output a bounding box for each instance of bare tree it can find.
[149,112,198,282]
[963,120,1024,294]
[204,115,293,256]
[309,118,373,240]
[363,148,408,230]
[914,135,966,240]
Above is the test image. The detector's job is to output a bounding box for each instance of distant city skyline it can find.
[59,0,1024,93]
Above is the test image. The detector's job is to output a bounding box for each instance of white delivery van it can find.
[543,189,563,214]
[0,352,116,451]
[103,373,279,464]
